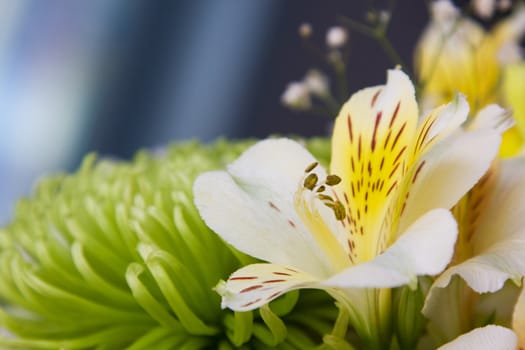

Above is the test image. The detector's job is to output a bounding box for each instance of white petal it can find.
[321,209,457,288]
[473,158,525,249]
[226,138,321,198]
[431,246,525,294]
[512,284,525,349]
[469,104,514,134]
[193,138,333,276]
[417,93,469,148]
[437,325,517,350]
[400,129,500,231]
[215,263,318,311]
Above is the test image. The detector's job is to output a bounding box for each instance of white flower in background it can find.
[472,0,496,19]
[415,0,525,111]
[304,69,330,97]
[194,69,504,347]
[326,26,348,48]
[280,81,311,110]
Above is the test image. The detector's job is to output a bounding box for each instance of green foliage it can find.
[0,139,336,349]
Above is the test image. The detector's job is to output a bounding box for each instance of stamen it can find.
[303,173,318,190]
[333,201,346,220]
[317,194,334,202]
[304,162,319,173]
[316,185,326,193]
[325,174,342,186]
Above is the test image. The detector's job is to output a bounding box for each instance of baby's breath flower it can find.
[326,26,348,48]
[472,0,496,19]
[304,69,330,97]
[281,82,312,110]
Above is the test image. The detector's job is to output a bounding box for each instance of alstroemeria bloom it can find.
[424,154,525,345]
[194,70,502,348]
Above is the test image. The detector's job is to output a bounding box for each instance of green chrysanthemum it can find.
[0,139,342,349]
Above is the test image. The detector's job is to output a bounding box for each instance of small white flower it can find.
[281,82,311,110]
[379,10,391,25]
[498,0,512,11]
[431,0,460,25]
[472,0,496,19]
[303,70,330,97]
[326,26,348,48]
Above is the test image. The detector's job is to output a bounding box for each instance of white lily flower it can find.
[438,325,517,350]
[194,70,502,346]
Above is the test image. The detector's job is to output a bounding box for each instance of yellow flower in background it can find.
[415,1,525,113]
[500,62,525,156]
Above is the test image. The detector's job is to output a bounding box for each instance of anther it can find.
[333,201,346,220]
[326,174,342,186]
[303,173,318,190]
[304,162,319,173]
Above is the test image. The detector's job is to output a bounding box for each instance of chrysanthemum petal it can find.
[437,325,517,350]
[321,209,457,288]
[215,263,318,311]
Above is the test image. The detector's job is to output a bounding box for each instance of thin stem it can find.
[338,16,408,72]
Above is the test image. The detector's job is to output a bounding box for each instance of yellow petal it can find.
[502,63,525,138]
[330,70,418,263]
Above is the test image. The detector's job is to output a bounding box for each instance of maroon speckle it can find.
[240,285,263,293]
[347,114,354,142]
[267,292,282,301]
[371,89,381,107]
[389,101,401,128]
[268,201,280,212]
[412,160,426,184]
[273,271,292,276]
[241,298,262,308]
[262,279,286,284]
[390,122,407,151]
[230,276,257,281]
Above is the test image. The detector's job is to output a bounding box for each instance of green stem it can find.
[338,16,408,72]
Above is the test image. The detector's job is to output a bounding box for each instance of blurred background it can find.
[0,0,433,224]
